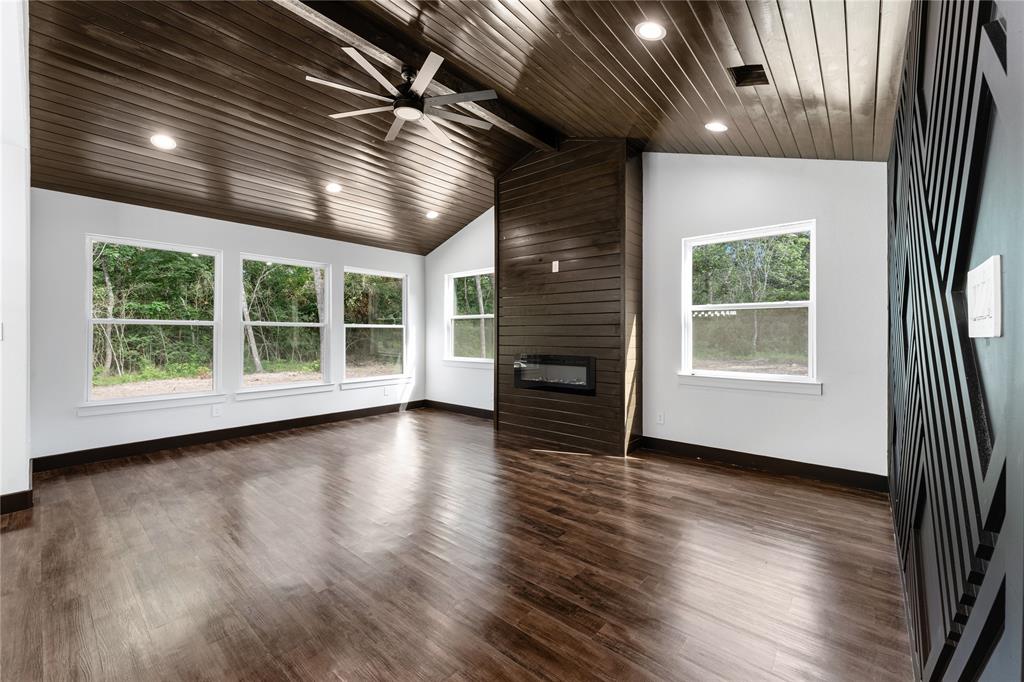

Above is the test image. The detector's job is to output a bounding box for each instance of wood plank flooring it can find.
[1,409,912,680]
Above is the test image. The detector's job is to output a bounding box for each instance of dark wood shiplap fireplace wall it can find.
[495,139,642,455]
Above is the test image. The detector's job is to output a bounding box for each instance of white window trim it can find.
[444,267,495,364]
[239,254,331,389]
[85,235,223,405]
[342,267,408,383]
[679,220,818,387]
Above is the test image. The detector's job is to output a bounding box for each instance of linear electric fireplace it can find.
[513,355,597,396]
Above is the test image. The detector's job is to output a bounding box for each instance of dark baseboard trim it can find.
[638,436,888,493]
[33,400,427,474]
[422,400,493,420]
[1,489,33,514]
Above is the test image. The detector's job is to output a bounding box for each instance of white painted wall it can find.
[643,153,888,475]
[30,190,425,458]
[424,208,494,410]
[1,0,32,494]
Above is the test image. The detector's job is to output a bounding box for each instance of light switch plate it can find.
[967,255,1002,338]
[551,260,559,273]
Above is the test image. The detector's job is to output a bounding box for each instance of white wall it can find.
[424,208,494,410]
[30,190,425,458]
[1,0,32,494]
[643,153,888,475]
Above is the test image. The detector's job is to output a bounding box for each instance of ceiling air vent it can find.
[728,64,769,87]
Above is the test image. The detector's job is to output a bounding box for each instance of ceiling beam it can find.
[274,0,562,151]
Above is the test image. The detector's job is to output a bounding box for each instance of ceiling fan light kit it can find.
[306,48,497,147]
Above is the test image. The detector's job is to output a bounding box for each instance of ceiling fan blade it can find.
[423,89,497,107]
[420,115,454,147]
[410,52,444,96]
[342,47,400,96]
[425,108,493,130]
[305,75,393,103]
[384,117,405,142]
[329,106,393,119]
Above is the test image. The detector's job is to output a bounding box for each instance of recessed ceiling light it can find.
[149,133,177,150]
[704,121,729,133]
[425,210,440,220]
[325,182,342,194]
[635,21,666,41]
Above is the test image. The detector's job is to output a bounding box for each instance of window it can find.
[88,237,218,401]
[446,269,495,361]
[241,257,328,388]
[343,269,405,380]
[682,222,815,381]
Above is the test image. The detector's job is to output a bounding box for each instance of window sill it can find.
[234,382,334,401]
[676,372,822,396]
[442,358,494,369]
[78,392,227,416]
[340,375,413,390]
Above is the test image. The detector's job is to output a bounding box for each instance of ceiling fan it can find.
[306,47,497,147]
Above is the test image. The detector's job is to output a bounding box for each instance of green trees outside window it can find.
[241,259,327,387]
[90,240,216,400]
[687,227,813,377]
[448,271,494,360]
[344,271,405,378]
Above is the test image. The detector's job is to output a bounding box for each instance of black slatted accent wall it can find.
[888,1,1022,679]
[495,139,641,455]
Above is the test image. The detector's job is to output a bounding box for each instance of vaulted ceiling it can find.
[29,0,911,254]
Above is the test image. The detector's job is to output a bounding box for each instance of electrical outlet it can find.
[551,260,559,273]
[383,385,391,398]
[656,412,665,425]
[211,404,223,417]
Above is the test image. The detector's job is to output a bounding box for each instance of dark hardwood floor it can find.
[1,409,911,680]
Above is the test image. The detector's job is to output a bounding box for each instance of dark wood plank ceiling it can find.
[360,0,912,161]
[28,0,534,254]
[29,1,911,253]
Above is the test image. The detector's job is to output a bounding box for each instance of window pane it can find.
[452,318,495,359]
[92,242,215,320]
[692,232,810,305]
[242,260,326,323]
[453,273,495,315]
[242,326,324,387]
[344,272,403,324]
[692,308,808,376]
[345,327,403,378]
[91,324,213,400]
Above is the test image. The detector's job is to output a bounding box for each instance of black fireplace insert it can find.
[513,354,597,395]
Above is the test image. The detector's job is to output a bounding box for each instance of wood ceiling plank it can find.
[846,0,882,160]
[542,0,711,152]
[872,0,912,160]
[654,0,772,157]
[741,0,823,158]
[29,0,906,255]
[29,57,492,221]
[293,0,562,150]
[776,0,836,159]
[597,0,755,156]
[678,1,785,157]
[808,0,854,159]
[696,1,803,158]
[28,0,529,254]
[29,78,483,226]
[44,1,502,190]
